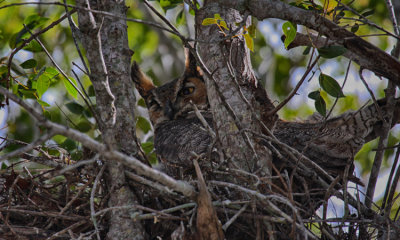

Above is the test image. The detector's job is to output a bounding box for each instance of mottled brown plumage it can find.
[132,51,400,217]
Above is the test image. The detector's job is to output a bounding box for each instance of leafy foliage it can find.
[0,1,399,238]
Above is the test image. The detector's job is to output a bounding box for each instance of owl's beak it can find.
[164,99,176,120]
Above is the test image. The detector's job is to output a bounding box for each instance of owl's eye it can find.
[180,87,195,96]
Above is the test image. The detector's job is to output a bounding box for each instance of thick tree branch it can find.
[0,86,197,211]
[220,0,400,85]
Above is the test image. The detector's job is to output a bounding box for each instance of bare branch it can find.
[0,86,197,198]
[220,0,400,84]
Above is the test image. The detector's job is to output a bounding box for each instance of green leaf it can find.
[244,33,254,52]
[361,9,375,17]
[308,90,321,100]
[23,41,43,52]
[138,98,146,107]
[308,90,326,116]
[44,67,59,79]
[351,24,359,33]
[65,102,85,114]
[188,2,200,15]
[10,15,47,48]
[88,85,95,97]
[37,99,50,107]
[176,9,185,25]
[303,46,311,55]
[189,7,195,15]
[83,108,93,118]
[61,139,77,151]
[335,11,345,21]
[1,161,8,169]
[12,83,19,94]
[18,89,36,99]
[319,74,345,98]
[214,14,222,20]
[314,96,326,117]
[9,31,27,49]
[77,120,92,132]
[318,45,347,58]
[202,18,217,26]
[282,21,297,49]
[44,110,51,119]
[248,22,257,38]
[136,116,151,133]
[160,0,172,8]
[37,74,50,98]
[63,77,78,99]
[32,67,46,82]
[141,142,154,154]
[0,66,7,76]
[20,59,37,69]
[219,20,228,30]
[24,14,48,29]
[159,0,181,10]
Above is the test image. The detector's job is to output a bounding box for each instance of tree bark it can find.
[76,0,146,239]
[196,1,277,178]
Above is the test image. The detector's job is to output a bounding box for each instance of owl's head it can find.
[131,49,207,128]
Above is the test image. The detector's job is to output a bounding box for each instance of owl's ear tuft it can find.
[184,48,203,79]
[131,61,155,98]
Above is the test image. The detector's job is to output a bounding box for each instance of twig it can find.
[59,154,100,174]
[358,69,384,121]
[222,203,248,231]
[30,34,89,103]
[6,11,75,98]
[0,208,87,221]
[0,1,179,35]
[63,0,89,75]
[0,132,53,161]
[268,56,320,116]
[125,170,178,196]
[335,2,400,40]
[325,60,351,120]
[46,220,87,240]
[384,147,400,214]
[190,101,216,139]
[90,164,105,240]
[60,178,94,215]
[142,0,181,36]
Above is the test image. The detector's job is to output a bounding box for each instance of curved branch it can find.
[0,86,197,199]
[219,0,400,84]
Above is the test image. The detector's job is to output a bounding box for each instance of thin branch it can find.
[0,86,197,198]
[0,132,53,161]
[383,147,400,212]
[46,220,87,240]
[222,203,248,231]
[125,170,178,196]
[58,155,99,174]
[332,0,400,40]
[90,164,105,240]
[325,60,351,119]
[29,33,89,104]
[268,56,320,116]
[220,0,400,84]
[6,11,75,101]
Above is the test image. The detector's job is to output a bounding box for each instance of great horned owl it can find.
[132,51,400,216]
[132,54,399,174]
[131,50,212,168]
[131,50,207,129]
